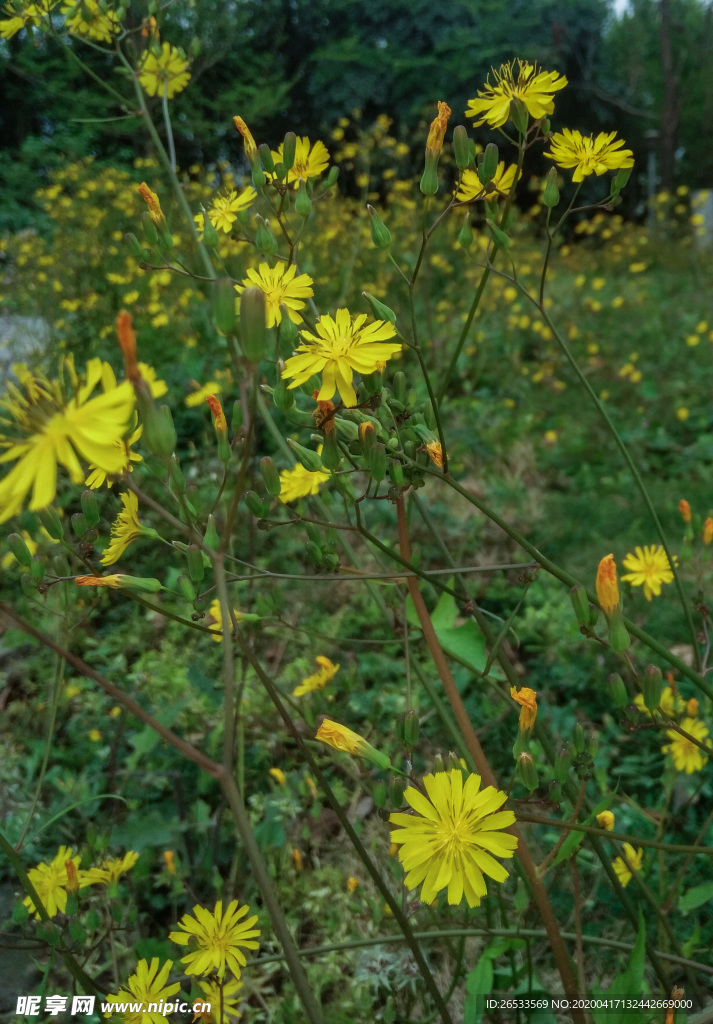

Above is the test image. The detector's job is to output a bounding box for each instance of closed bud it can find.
[287,438,324,472]
[136,382,176,455]
[543,167,560,208]
[367,205,392,249]
[373,780,387,808]
[433,753,445,773]
[80,490,99,527]
[452,125,470,170]
[554,747,571,784]
[53,554,70,577]
[72,513,88,539]
[518,751,538,792]
[295,178,312,217]
[643,664,663,712]
[335,417,359,442]
[359,420,376,457]
[305,523,321,546]
[258,143,275,173]
[8,533,32,568]
[321,429,342,471]
[509,97,529,134]
[20,572,35,597]
[369,443,387,481]
[362,291,396,324]
[447,751,464,771]
[240,287,268,363]
[548,779,562,803]
[186,543,205,584]
[12,900,29,925]
[202,215,220,249]
[606,606,630,652]
[612,166,632,193]
[479,143,499,184]
[388,776,407,808]
[392,371,406,404]
[213,278,237,336]
[570,584,590,627]
[419,157,439,197]
[487,221,510,249]
[587,732,598,758]
[588,603,599,627]
[203,514,220,549]
[282,131,297,172]
[608,673,628,708]
[125,232,144,259]
[169,454,186,493]
[114,575,163,593]
[37,506,63,540]
[260,457,282,497]
[273,377,295,412]
[231,400,243,432]
[273,162,287,182]
[177,574,196,602]
[458,213,474,250]
[30,555,44,583]
[305,541,322,565]
[389,459,405,487]
[141,210,158,246]
[324,165,339,189]
[573,722,586,754]
[255,216,278,256]
[245,491,269,518]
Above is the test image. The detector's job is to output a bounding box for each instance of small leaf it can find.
[679,881,713,914]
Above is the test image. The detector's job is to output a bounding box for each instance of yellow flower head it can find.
[456,162,518,203]
[282,309,401,408]
[662,718,711,774]
[544,129,634,183]
[163,850,176,874]
[634,685,681,717]
[466,59,567,129]
[293,655,340,697]
[510,686,537,731]
[101,491,158,566]
[0,357,135,523]
[105,959,181,1023]
[196,976,243,1024]
[270,137,330,186]
[621,545,674,601]
[425,101,451,156]
[139,42,191,99]
[678,498,691,524]
[207,598,252,642]
[233,115,258,162]
[278,462,330,503]
[237,263,314,329]
[704,517,713,545]
[390,770,518,908]
[0,2,53,40]
[62,0,120,43]
[23,846,82,919]
[138,182,165,226]
[208,186,256,233]
[596,553,620,615]
[269,767,287,785]
[169,900,260,980]
[81,850,140,886]
[686,697,698,718]
[596,810,615,832]
[612,843,643,888]
[347,876,359,893]
[185,381,221,407]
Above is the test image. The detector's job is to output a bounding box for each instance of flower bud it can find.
[20,573,35,597]
[202,215,220,249]
[37,506,63,540]
[569,584,590,627]
[125,232,144,259]
[509,97,529,134]
[282,131,297,172]
[373,780,387,808]
[260,457,282,497]
[487,221,510,249]
[335,417,359,442]
[606,606,630,652]
[115,575,163,593]
[213,277,237,337]
[204,514,220,550]
[177,574,196,602]
[573,722,586,754]
[452,125,470,170]
[612,166,632,193]
[30,555,44,583]
[53,554,71,577]
[388,776,407,807]
[389,459,405,487]
[324,166,340,189]
[587,733,598,758]
[81,490,100,527]
[305,541,323,564]
[608,673,628,708]
[359,420,376,457]
[135,378,176,456]
[433,753,445,773]
[273,377,295,412]
[71,513,88,539]
[369,443,387,481]
[286,438,324,472]
[458,213,474,250]
[420,159,439,197]
[554,747,571,784]
[245,491,270,518]
[367,205,392,249]
[295,178,312,218]
[251,164,266,189]
[141,210,158,246]
[186,543,205,584]
[8,533,32,568]
[543,168,560,208]
[643,665,663,712]
[321,429,342,471]
[549,780,562,803]
[240,287,268,363]
[362,291,396,324]
[258,143,275,173]
[518,751,538,792]
[479,143,499,184]
[255,216,278,256]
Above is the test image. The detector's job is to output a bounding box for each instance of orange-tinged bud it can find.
[163,850,176,874]
[314,399,336,433]
[292,848,303,871]
[116,310,141,383]
[687,697,698,717]
[596,553,620,615]
[65,860,79,894]
[233,115,258,162]
[426,100,452,157]
[138,182,165,226]
[511,686,537,731]
[704,517,713,545]
[679,499,691,523]
[359,420,376,456]
[426,440,444,469]
[206,394,227,433]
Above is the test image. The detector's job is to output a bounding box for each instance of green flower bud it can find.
[12,900,29,925]
[608,673,629,708]
[68,919,86,943]
[612,166,632,193]
[30,555,44,583]
[282,132,297,172]
[20,572,35,597]
[231,400,243,432]
[156,222,174,253]
[367,204,392,249]
[203,514,220,550]
[587,732,598,758]
[169,455,185,494]
[458,213,474,250]
[255,216,277,256]
[251,164,266,189]
[37,506,63,540]
[177,574,196,602]
[518,751,538,792]
[369,443,387,482]
[479,143,499,184]
[240,286,268,363]
[80,489,99,527]
[53,554,70,577]
[606,606,630,652]
[509,97,529,134]
[202,214,220,249]
[258,143,275,173]
[71,513,88,539]
[362,291,397,324]
[373,780,387,808]
[420,153,439,197]
[543,167,560,208]
[273,162,287,182]
[8,533,32,568]
[213,277,237,337]
[116,575,163,593]
[245,491,269,518]
[280,312,299,345]
[305,541,322,565]
[260,457,282,497]
[573,722,586,754]
[487,221,510,249]
[295,178,312,218]
[389,459,405,487]
[186,543,205,584]
[335,417,359,442]
[324,165,339,189]
[403,709,419,746]
[388,776,407,808]
[141,210,158,246]
[273,376,295,412]
[643,664,663,712]
[554,747,571,784]
[452,125,470,170]
[392,371,406,404]
[570,584,590,627]
[287,438,323,472]
[358,421,377,457]
[135,381,176,456]
[125,232,144,259]
[319,429,340,471]
[433,753,445,773]
[549,779,562,803]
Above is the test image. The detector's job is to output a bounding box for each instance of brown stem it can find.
[572,855,587,1002]
[394,496,584,1017]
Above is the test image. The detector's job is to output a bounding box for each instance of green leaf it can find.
[464,954,494,1024]
[593,909,647,1024]
[679,881,713,914]
[406,584,487,673]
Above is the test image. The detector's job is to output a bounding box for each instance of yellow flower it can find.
[455,162,518,202]
[703,517,713,545]
[316,719,390,769]
[62,0,119,41]
[425,100,451,156]
[544,129,634,182]
[186,381,222,407]
[629,262,647,273]
[169,900,260,980]
[163,850,176,874]
[282,308,401,408]
[347,876,359,893]
[292,848,303,870]
[634,685,681,717]
[88,729,102,742]
[75,573,161,591]
[207,598,253,642]
[0,357,135,523]
[621,545,674,601]
[196,976,243,1023]
[81,851,140,886]
[101,491,158,566]
[293,655,340,696]
[595,553,620,615]
[270,137,330,185]
[389,770,518,908]
[466,59,567,129]
[105,959,181,1024]
[425,440,444,469]
[612,843,643,888]
[208,187,256,233]
[23,846,82,919]
[662,718,711,774]
[237,263,314,329]
[596,811,615,831]
[686,697,698,718]
[139,42,191,99]
[0,2,53,40]
[278,463,330,503]
[510,686,537,730]
[269,767,286,785]
[679,498,691,523]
